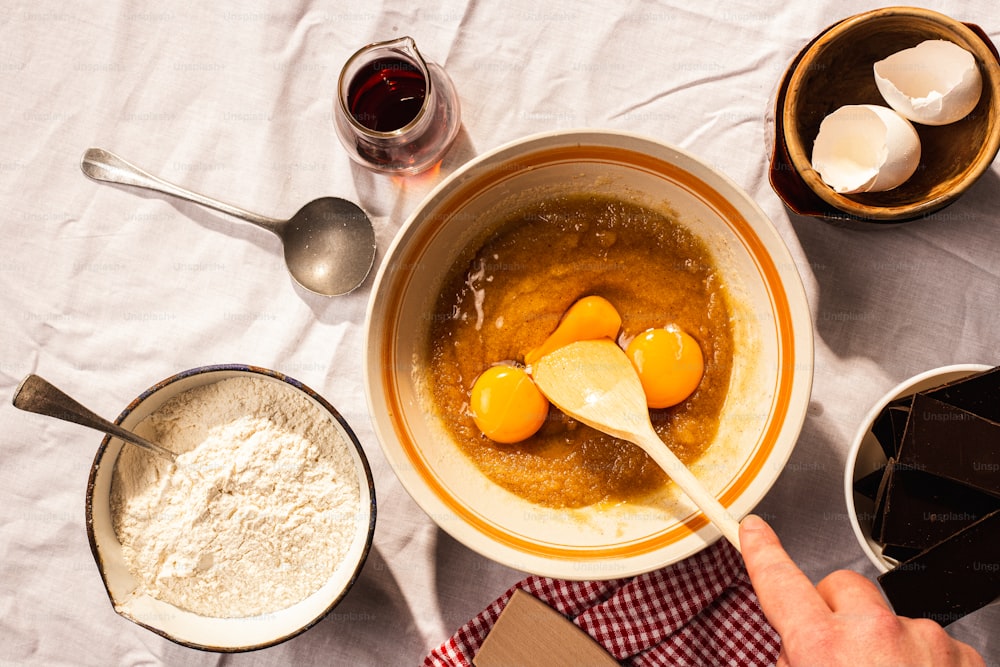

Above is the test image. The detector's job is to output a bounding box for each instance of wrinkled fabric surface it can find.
[2,0,999,665]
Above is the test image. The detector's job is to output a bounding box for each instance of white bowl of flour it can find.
[85,365,375,651]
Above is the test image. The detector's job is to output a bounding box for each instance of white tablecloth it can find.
[3,1,998,664]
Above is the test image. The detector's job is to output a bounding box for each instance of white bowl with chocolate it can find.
[845,364,1000,623]
[364,129,814,579]
[86,365,376,651]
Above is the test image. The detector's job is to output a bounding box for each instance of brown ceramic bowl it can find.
[776,7,1000,223]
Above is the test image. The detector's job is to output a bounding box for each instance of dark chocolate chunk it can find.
[853,464,885,501]
[922,366,1000,423]
[878,509,1000,624]
[871,459,894,540]
[872,405,910,460]
[887,395,915,410]
[877,466,1000,550]
[881,543,922,563]
[897,394,1000,499]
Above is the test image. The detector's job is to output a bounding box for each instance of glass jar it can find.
[334,36,461,175]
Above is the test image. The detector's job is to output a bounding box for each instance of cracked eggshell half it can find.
[874,40,983,126]
[811,104,921,194]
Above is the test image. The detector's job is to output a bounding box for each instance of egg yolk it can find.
[469,365,549,443]
[625,326,704,408]
[524,295,622,365]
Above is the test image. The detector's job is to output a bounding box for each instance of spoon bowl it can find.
[279,196,378,295]
[531,339,742,550]
[80,148,376,296]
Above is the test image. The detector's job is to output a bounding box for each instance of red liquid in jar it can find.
[347,57,426,132]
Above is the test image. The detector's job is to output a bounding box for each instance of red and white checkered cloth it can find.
[423,539,780,666]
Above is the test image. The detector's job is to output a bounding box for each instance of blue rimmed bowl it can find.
[85,364,375,651]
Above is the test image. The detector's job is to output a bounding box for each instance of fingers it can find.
[815,569,891,614]
[740,514,831,637]
[741,515,989,667]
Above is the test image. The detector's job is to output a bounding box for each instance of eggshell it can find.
[811,105,921,194]
[874,40,983,126]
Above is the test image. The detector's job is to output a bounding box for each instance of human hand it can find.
[740,514,985,667]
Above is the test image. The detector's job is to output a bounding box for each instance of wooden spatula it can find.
[531,338,741,549]
[473,589,618,667]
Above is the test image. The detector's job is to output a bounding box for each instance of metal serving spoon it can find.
[13,374,177,463]
[81,148,377,296]
[531,339,742,550]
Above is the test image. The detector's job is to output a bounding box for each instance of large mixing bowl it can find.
[364,130,813,578]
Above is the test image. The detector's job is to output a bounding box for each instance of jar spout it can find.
[376,36,428,72]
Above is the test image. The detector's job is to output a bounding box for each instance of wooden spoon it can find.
[531,339,741,550]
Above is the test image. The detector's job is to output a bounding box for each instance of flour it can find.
[110,376,361,618]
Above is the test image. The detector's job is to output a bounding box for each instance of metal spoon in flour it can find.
[12,374,177,463]
[80,148,377,297]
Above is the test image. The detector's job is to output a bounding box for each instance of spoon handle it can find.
[12,374,176,463]
[635,428,742,551]
[80,148,284,234]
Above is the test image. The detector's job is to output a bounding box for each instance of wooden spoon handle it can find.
[635,428,741,551]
